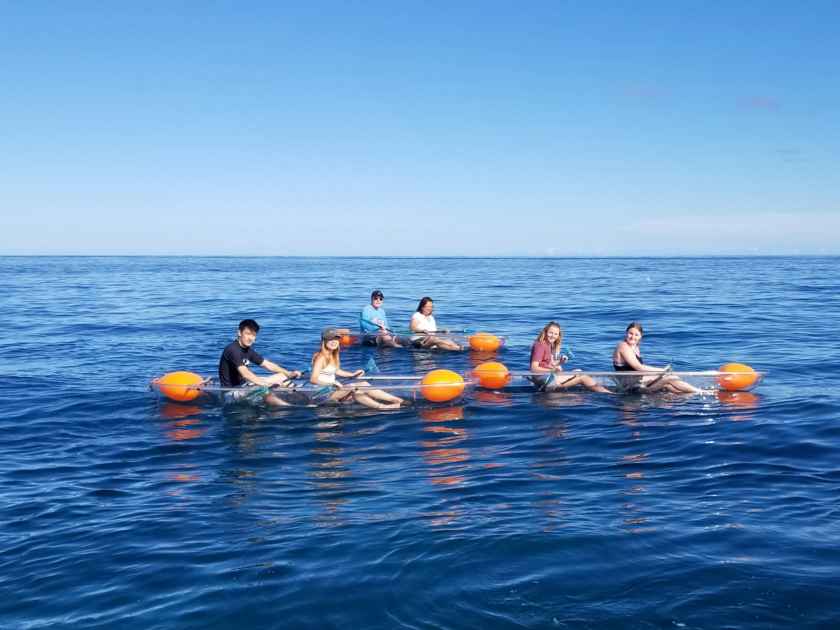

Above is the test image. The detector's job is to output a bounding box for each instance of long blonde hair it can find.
[311,340,341,370]
[535,321,563,356]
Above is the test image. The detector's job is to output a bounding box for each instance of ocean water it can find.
[1,256,839,629]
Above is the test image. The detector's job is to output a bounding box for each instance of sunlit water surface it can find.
[2,256,839,629]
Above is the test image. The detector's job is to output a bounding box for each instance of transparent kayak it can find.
[150,365,763,408]
[150,375,474,408]
[484,370,765,393]
[339,331,507,352]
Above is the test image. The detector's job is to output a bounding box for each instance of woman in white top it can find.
[311,328,405,409]
[409,297,462,351]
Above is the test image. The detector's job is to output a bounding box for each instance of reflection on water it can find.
[159,402,203,420]
[310,420,351,528]
[530,416,570,532]
[616,400,654,534]
[536,391,589,408]
[612,390,761,537]
[419,406,464,423]
[473,390,513,405]
[419,406,469,489]
[718,391,760,422]
[467,350,505,367]
[417,406,470,527]
[6,255,837,628]
[169,468,201,483]
[409,351,441,374]
[165,419,205,442]
[158,403,208,442]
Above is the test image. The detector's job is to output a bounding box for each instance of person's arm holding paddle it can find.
[259,359,302,383]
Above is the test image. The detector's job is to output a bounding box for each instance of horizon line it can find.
[2,253,838,259]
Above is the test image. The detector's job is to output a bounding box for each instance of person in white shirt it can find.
[408,297,462,351]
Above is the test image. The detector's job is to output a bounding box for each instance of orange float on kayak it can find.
[155,371,204,402]
[468,332,501,352]
[421,369,465,403]
[473,361,510,388]
[717,363,758,391]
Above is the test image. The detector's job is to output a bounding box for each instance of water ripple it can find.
[1,256,839,628]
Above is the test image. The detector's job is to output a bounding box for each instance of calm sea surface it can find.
[2,256,839,629]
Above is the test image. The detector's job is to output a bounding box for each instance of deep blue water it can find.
[2,256,839,629]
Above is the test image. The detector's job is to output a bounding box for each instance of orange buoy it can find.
[155,371,204,402]
[472,361,510,389]
[468,332,501,352]
[340,334,356,347]
[421,369,465,403]
[718,363,758,392]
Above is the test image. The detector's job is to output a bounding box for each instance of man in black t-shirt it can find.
[218,319,302,406]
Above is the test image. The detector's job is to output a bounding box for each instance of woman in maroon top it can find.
[529,322,610,393]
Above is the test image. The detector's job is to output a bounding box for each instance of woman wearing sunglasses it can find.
[311,328,405,409]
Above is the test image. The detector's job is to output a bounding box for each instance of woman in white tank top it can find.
[311,328,405,410]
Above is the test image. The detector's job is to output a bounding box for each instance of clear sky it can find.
[1,1,838,256]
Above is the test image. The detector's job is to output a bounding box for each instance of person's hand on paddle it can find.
[353,369,364,378]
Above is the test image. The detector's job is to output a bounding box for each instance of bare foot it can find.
[265,393,291,407]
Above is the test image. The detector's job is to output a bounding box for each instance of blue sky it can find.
[1,1,838,255]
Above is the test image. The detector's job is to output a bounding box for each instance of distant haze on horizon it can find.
[1,2,838,256]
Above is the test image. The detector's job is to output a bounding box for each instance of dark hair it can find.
[626,321,644,335]
[371,290,384,299]
[416,296,433,312]
[239,319,260,333]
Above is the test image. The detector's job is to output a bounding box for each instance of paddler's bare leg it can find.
[367,388,405,404]
[644,376,701,395]
[664,378,702,394]
[354,392,401,410]
[264,392,292,406]
[579,374,611,394]
[432,335,462,351]
[347,380,404,405]
[378,332,403,348]
[550,374,611,394]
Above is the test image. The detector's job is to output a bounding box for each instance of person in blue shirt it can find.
[359,289,402,347]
